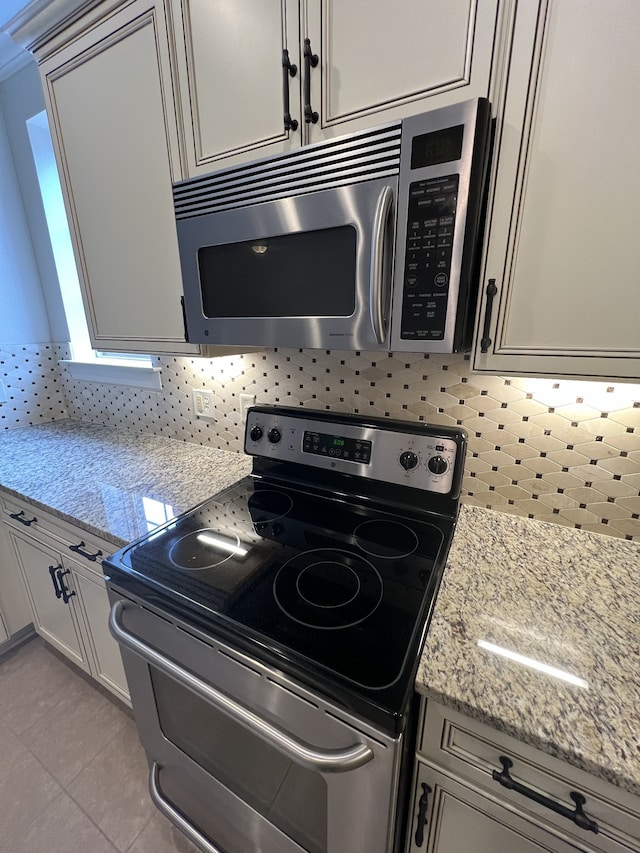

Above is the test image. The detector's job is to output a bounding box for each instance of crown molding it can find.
[4,0,102,54]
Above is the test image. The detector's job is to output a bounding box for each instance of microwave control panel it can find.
[390,97,491,354]
[401,174,459,342]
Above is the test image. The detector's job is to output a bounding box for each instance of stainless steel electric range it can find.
[104,406,467,853]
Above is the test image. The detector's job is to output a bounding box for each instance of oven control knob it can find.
[428,455,448,475]
[267,427,282,444]
[399,451,419,471]
[249,425,263,442]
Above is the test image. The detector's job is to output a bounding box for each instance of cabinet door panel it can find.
[473,0,640,379]
[72,569,130,703]
[173,0,301,173]
[305,0,499,139]
[9,533,87,669]
[42,1,200,354]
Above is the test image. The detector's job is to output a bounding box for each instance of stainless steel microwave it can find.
[174,98,491,353]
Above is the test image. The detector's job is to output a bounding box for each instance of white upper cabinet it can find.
[170,0,302,174]
[472,0,640,380]
[38,0,208,355]
[171,0,501,175]
[303,0,499,142]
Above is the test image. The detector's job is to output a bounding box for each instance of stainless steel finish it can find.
[173,122,401,216]
[149,763,223,853]
[110,600,374,773]
[245,409,459,496]
[389,99,482,353]
[370,186,394,344]
[177,176,397,351]
[109,586,401,853]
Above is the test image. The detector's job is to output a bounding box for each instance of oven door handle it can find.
[150,761,224,853]
[370,184,393,344]
[110,600,374,773]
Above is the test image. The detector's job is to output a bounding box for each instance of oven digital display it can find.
[303,431,372,463]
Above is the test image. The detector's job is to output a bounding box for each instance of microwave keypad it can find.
[401,174,459,340]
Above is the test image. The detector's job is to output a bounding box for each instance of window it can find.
[26,110,161,389]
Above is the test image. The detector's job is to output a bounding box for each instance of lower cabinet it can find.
[407,700,640,853]
[1,494,130,705]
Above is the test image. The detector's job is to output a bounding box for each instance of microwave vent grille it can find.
[173,122,402,218]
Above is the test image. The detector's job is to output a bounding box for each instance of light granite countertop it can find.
[418,504,640,797]
[0,420,252,546]
[1,421,638,797]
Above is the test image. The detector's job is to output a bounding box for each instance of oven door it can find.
[177,176,396,351]
[109,591,402,853]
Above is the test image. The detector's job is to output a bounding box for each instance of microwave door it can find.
[177,176,397,351]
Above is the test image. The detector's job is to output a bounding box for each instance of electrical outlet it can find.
[192,387,215,420]
[240,393,256,423]
[0,379,7,404]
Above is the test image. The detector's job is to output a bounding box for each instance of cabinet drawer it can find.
[419,702,640,853]
[2,494,111,578]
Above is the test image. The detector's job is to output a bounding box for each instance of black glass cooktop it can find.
[105,476,453,730]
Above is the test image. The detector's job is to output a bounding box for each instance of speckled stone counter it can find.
[417,504,640,797]
[0,421,252,546]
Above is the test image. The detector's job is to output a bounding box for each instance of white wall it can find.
[0,59,68,343]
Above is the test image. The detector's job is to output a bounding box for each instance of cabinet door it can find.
[71,567,130,704]
[472,0,640,380]
[303,0,500,143]
[8,531,88,670]
[171,0,302,174]
[40,0,203,355]
[407,763,598,853]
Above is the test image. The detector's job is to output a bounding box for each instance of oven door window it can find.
[151,668,328,853]
[197,226,356,319]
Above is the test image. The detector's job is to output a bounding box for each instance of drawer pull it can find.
[492,756,599,834]
[69,541,102,562]
[414,782,432,847]
[55,568,76,605]
[9,510,37,526]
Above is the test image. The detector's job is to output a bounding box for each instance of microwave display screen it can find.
[410,124,464,169]
[198,226,356,318]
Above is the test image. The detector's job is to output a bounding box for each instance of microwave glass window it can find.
[198,226,356,318]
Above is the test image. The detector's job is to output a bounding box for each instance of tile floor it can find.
[0,637,200,853]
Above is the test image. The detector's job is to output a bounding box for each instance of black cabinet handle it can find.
[492,756,599,834]
[414,782,432,847]
[48,564,63,599]
[282,48,298,132]
[480,278,498,353]
[55,568,76,605]
[69,541,102,562]
[303,38,319,124]
[9,510,37,526]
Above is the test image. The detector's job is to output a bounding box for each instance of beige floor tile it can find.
[128,812,202,853]
[67,717,154,852]
[4,791,117,853]
[19,668,128,786]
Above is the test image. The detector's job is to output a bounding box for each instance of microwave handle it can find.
[110,600,373,773]
[370,186,394,344]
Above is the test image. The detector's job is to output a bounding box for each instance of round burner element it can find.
[274,548,383,630]
[354,519,419,559]
[169,529,243,570]
[296,562,361,608]
[247,489,294,526]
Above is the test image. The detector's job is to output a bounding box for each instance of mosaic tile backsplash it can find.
[2,342,639,540]
[51,344,640,542]
[0,344,68,429]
